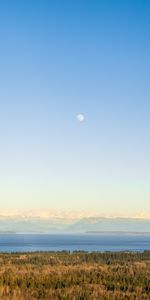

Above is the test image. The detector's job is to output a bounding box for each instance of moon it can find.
[76,113,85,122]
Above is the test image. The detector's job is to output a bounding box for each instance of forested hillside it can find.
[0,251,149,299]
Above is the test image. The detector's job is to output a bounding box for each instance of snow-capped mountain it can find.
[0,209,149,233]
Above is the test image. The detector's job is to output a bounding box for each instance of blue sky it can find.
[0,0,150,215]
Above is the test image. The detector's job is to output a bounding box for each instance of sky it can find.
[0,0,150,215]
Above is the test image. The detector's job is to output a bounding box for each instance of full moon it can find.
[76,113,85,122]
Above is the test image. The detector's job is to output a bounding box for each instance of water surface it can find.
[0,233,150,252]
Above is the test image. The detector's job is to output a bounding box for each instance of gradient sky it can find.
[0,0,150,215]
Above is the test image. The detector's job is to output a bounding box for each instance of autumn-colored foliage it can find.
[0,250,149,299]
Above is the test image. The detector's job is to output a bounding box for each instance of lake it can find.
[0,233,150,252]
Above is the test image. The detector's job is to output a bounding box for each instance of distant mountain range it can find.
[0,210,149,234]
[0,209,150,219]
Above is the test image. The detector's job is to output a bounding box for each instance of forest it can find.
[0,250,149,299]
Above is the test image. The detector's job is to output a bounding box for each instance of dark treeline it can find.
[0,251,149,299]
